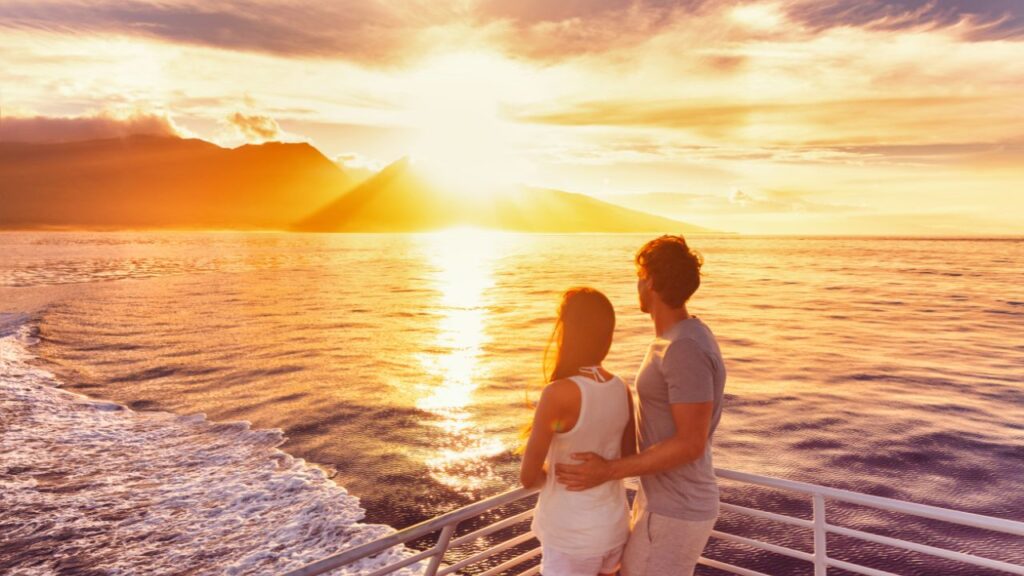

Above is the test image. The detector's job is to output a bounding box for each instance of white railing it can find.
[283,468,1024,576]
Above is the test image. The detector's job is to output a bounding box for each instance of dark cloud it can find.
[0,0,717,65]
[0,0,453,63]
[787,0,1024,41]
[472,0,710,60]
[0,0,1019,70]
[0,112,181,143]
[473,0,695,25]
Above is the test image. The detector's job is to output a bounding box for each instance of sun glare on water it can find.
[415,230,506,491]
[405,53,533,195]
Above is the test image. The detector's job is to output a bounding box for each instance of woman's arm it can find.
[520,380,575,488]
[620,383,638,458]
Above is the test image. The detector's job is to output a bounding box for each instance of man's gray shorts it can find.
[621,488,717,576]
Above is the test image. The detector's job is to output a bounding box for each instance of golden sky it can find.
[1,0,1023,235]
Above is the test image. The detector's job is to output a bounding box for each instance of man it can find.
[555,235,727,576]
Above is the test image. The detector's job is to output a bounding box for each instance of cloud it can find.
[0,1,710,64]
[1,0,1019,70]
[474,0,685,25]
[729,188,753,206]
[471,0,708,59]
[603,188,866,227]
[786,0,1024,41]
[225,112,281,143]
[0,111,182,142]
[0,1,743,67]
[519,97,964,129]
[611,187,1019,234]
[823,141,1024,166]
[515,95,1022,147]
[0,0,449,64]
[716,188,860,214]
[332,152,384,183]
[334,152,385,172]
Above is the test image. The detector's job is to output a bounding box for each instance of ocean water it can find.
[1,231,1022,575]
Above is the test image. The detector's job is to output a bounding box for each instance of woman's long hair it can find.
[518,287,616,450]
[543,287,616,383]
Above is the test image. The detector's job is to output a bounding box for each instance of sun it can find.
[404,52,532,195]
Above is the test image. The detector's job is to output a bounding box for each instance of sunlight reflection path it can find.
[415,229,506,492]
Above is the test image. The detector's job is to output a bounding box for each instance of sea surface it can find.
[1,231,1022,575]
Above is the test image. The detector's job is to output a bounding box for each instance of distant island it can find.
[0,135,354,230]
[294,157,715,233]
[1,135,715,234]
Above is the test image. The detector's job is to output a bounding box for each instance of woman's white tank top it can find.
[530,372,631,555]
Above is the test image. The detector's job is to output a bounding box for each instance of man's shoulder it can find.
[669,320,720,355]
[670,317,713,339]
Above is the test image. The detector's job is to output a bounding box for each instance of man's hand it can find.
[554,452,613,491]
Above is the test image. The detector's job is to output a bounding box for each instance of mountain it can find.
[0,135,355,229]
[0,137,717,233]
[295,158,716,233]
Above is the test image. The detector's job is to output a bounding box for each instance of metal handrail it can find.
[715,469,1024,537]
[282,486,538,576]
[283,468,1024,576]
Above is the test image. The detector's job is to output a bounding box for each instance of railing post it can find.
[813,493,827,576]
[425,524,457,576]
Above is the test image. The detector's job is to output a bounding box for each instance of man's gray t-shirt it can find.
[635,317,726,521]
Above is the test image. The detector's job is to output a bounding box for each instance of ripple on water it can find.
[2,233,1023,575]
[0,322,422,576]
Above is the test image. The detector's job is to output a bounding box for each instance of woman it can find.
[520,287,637,576]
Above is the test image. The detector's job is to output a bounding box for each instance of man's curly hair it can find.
[635,235,704,308]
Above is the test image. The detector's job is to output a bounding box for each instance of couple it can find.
[520,235,727,576]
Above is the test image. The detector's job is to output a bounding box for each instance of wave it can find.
[0,314,421,576]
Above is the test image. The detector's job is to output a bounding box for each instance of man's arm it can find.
[557,338,716,491]
[556,401,712,490]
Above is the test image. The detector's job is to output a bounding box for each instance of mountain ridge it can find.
[0,135,354,230]
[295,157,716,234]
[1,136,718,233]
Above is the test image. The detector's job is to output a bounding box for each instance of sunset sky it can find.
[2,0,1023,235]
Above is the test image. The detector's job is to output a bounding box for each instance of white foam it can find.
[0,319,423,575]
[0,312,30,339]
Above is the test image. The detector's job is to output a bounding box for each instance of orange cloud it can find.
[515,96,1023,146]
[226,112,281,143]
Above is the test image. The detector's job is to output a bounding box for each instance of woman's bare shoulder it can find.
[543,378,581,404]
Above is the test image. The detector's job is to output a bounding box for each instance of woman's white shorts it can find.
[540,543,625,576]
